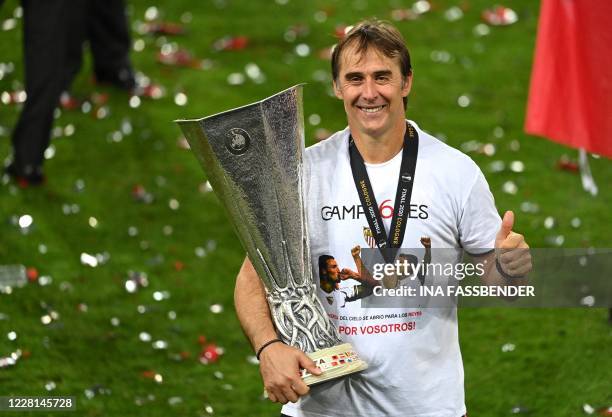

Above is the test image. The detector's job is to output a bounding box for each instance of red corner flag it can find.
[525,0,612,159]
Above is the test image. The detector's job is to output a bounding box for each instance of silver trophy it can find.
[176,85,367,385]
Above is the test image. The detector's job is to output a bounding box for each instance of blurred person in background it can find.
[63,0,136,92]
[5,0,135,187]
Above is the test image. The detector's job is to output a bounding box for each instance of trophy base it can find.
[302,343,368,386]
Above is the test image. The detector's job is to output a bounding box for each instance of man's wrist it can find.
[256,338,284,360]
[495,257,523,280]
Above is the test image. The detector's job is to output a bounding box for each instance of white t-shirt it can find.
[282,121,501,417]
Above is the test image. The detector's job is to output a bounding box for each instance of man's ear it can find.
[401,72,413,97]
[333,80,343,99]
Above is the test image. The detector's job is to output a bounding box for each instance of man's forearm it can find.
[351,256,380,287]
[234,257,278,351]
[234,257,319,404]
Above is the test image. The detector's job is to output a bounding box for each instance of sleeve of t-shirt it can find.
[302,149,312,201]
[457,169,501,254]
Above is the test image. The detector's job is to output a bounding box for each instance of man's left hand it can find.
[495,211,532,278]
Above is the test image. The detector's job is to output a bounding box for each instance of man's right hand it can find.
[339,268,360,281]
[259,342,322,404]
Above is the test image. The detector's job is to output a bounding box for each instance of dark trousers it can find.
[62,0,132,89]
[11,0,132,173]
[11,0,72,172]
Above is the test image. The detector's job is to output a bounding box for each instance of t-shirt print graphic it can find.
[318,244,375,307]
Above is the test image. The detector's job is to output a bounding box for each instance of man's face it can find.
[333,44,412,139]
[325,259,340,281]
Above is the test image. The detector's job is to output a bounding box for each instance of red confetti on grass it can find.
[599,406,612,416]
[199,343,220,364]
[135,83,165,99]
[334,25,349,39]
[26,267,38,282]
[60,93,81,111]
[213,36,249,51]
[141,370,156,379]
[557,156,579,173]
[90,92,109,105]
[482,6,518,26]
[157,49,205,68]
[140,22,185,36]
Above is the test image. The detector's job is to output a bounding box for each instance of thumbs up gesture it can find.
[495,211,532,278]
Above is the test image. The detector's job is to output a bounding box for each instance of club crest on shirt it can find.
[363,227,377,248]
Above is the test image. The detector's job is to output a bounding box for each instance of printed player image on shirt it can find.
[282,121,501,417]
[317,236,432,308]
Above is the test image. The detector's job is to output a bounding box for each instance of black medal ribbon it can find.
[349,122,419,263]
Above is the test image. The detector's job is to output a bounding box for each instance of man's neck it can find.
[351,122,406,164]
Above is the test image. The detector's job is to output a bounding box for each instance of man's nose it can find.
[361,78,378,101]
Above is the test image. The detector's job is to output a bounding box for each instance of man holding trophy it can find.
[180,19,532,417]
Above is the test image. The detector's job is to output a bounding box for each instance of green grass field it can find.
[1,0,611,416]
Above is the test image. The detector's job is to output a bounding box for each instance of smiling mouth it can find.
[358,105,386,113]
